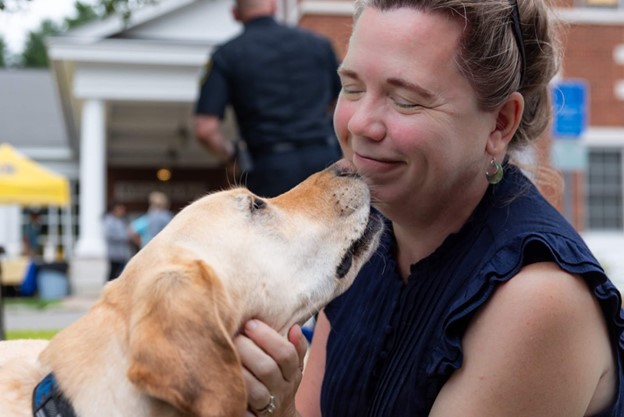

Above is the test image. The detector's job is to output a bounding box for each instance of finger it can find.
[288,324,309,370]
[242,366,273,411]
[235,335,275,410]
[244,320,303,382]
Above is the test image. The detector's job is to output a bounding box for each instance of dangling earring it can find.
[485,158,504,184]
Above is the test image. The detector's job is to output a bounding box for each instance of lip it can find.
[353,152,403,174]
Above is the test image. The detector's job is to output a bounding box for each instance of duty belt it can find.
[250,139,331,156]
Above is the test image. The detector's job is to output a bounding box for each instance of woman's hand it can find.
[235,320,308,417]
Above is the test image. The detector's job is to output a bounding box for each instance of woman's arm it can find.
[429,262,616,417]
[296,310,330,417]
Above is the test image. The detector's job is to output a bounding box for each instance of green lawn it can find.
[3,297,61,340]
[3,297,61,309]
[5,329,59,340]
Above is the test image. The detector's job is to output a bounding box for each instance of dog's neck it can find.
[32,373,77,417]
[37,293,183,417]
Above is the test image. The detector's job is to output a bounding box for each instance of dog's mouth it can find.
[336,211,383,278]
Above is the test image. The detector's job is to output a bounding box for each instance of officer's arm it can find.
[194,115,235,164]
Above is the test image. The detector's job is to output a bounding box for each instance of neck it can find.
[37,297,181,417]
[241,12,272,23]
[386,185,487,279]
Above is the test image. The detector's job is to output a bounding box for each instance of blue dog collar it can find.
[32,373,77,417]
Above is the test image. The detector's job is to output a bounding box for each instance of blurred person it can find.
[194,0,342,197]
[22,210,42,258]
[129,191,173,249]
[103,201,132,281]
[233,1,624,416]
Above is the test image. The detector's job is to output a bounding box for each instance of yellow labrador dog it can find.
[0,160,382,417]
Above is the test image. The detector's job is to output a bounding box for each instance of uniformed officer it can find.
[194,0,342,197]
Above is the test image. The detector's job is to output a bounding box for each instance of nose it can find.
[347,96,386,142]
[333,159,359,178]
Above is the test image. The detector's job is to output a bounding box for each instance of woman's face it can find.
[335,7,499,213]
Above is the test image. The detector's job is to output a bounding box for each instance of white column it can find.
[71,98,107,296]
[0,205,21,257]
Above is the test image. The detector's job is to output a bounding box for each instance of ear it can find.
[232,5,242,22]
[268,0,277,15]
[487,92,525,158]
[127,260,246,417]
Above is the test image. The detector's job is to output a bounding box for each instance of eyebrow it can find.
[337,67,436,101]
[387,78,436,101]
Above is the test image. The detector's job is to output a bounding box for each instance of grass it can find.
[3,297,61,309]
[2,296,63,340]
[5,329,59,340]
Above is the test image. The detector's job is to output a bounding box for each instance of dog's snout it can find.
[333,159,359,178]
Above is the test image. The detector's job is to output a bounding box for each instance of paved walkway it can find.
[3,296,96,331]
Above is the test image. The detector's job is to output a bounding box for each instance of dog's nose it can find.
[333,159,359,178]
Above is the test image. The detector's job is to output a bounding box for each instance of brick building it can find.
[3,0,624,293]
[303,0,624,288]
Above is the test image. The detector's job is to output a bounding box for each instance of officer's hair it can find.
[352,0,561,152]
[236,0,272,12]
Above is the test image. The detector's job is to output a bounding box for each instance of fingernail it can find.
[245,320,258,332]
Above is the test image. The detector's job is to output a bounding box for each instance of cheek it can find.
[333,98,353,154]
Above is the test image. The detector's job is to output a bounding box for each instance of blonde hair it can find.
[149,191,170,209]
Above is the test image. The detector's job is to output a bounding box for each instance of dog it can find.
[0,160,383,417]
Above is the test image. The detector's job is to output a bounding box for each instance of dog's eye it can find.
[250,197,266,212]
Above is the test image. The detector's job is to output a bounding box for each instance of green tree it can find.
[0,36,6,67]
[12,0,160,67]
[99,0,159,20]
[0,0,30,11]
[18,1,103,68]
[65,1,103,29]
[0,0,158,14]
[20,19,60,67]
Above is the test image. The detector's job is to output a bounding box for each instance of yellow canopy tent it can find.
[0,143,70,207]
[0,144,71,339]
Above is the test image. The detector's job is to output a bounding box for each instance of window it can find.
[586,149,624,230]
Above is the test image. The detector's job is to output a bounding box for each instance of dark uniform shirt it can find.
[195,16,342,197]
[322,165,624,417]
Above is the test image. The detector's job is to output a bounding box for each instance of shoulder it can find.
[495,262,594,314]
[285,25,332,47]
[210,37,244,63]
[131,215,148,230]
[470,263,610,357]
[454,262,607,360]
[484,265,614,364]
[430,262,615,416]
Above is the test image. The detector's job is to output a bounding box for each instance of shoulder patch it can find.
[200,59,213,86]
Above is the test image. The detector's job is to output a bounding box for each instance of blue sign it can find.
[551,80,588,139]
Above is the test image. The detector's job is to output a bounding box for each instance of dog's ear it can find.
[127,259,246,417]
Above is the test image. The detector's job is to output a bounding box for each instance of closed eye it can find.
[250,197,266,212]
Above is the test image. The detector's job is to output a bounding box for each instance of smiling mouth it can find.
[353,153,405,173]
[336,212,384,278]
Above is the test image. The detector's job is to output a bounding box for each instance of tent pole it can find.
[0,284,4,341]
[63,201,73,261]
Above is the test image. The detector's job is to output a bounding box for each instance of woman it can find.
[236,0,624,416]
[103,201,132,281]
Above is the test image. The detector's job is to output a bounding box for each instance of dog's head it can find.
[123,160,383,417]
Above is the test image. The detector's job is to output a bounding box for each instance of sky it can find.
[0,0,96,53]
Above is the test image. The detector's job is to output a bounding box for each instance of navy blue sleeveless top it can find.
[322,165,624,417]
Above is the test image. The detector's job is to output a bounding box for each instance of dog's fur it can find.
[0,161,382,417]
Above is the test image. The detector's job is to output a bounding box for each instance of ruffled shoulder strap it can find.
[426,231,624,414]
